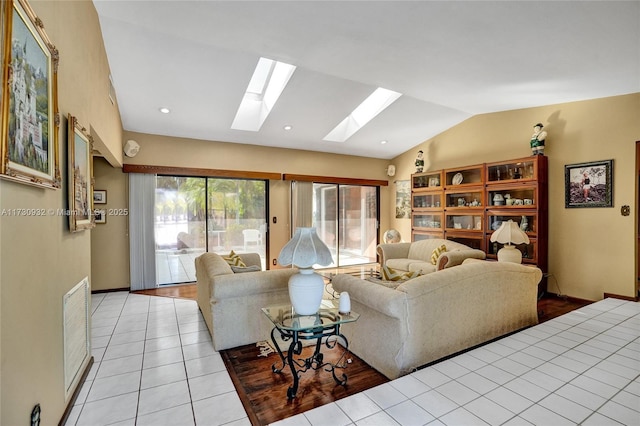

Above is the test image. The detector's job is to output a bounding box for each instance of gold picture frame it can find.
[0,0,60,189]
[68,115,94,232]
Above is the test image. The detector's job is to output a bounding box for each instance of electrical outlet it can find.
[273,259,277,266]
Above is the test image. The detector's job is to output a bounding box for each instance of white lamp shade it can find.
[278,227,333,268]
[489,220,530,245]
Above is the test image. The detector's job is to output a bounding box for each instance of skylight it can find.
[231,57,296,132]
[323,87,402,142]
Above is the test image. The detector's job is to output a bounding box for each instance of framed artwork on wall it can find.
[68,114,94,232]
[564,159,613,208]
[94,209,106,224]
[0,0,60,189]
[93,189,107,204]
[395,180,411,219]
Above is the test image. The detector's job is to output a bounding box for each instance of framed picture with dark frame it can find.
[94,209,106,224]
[564,159,613,208]
[0,0,60,189]
[68,114,94,232]
[93,190,107,204]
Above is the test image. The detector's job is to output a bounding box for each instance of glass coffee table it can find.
[261,303,359,399]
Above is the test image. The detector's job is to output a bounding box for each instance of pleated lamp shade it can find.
[277,227,332,268]
[490,220,530,263]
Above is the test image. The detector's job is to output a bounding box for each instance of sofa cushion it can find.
[223,250,246,267]
[366,276,403,289]
[387,258,435,274]
[430,244,447,265]
[407,262,435,274]
[231,265,261,273]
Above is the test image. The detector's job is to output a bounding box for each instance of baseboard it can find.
[543,292,594,304]
[603,292,639,302]
[91,287,130,294]
[58,356,94,426]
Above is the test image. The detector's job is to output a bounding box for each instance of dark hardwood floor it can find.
[221,342,388,425]
[133,283,197,299]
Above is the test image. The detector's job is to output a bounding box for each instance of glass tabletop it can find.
[262,302,359,332]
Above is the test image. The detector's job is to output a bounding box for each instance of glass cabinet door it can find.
[412,192,443,209]
[487,187,536,207]
[412,213,443,230]
[444,189,484,208]
[487,213,537,235]
[445,213,483,231]
[486,158,537,183]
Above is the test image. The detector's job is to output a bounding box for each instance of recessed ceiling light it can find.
[380,140,388,144]
[231,57,297,132]
[283,125,293,131]
[323,87,402,142]
[159,107,170,114]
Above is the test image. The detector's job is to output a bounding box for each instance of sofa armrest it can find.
[331,274,407,319]
[238,252,262,269]
[437,249,486,270]
[376,243,411,266]
[212,268,298,300]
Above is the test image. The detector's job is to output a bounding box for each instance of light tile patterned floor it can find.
[66,294,639,425]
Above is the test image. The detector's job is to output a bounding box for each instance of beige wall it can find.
[120,131,392,267]
[0,1,122,424]
[390,93,640,301]
[92,157,129,291]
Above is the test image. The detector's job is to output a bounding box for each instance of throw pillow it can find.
[231,265,261,273]
[381,264,420,281]
[223,250,246,267]
[430,244,447,265]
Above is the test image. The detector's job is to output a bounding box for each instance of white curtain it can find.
[129,173,156,290]
[291,181,313,230]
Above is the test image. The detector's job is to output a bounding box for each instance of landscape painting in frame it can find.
[395,180,411,219]
[564,159,613,208]
[68,115,94,232]
[0,0,60,189]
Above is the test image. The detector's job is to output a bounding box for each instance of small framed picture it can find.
[93,190,107,204]
[564,159,613,208]
[94,209,106,224]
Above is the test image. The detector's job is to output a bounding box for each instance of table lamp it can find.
[278,227,333,315]
[490,220,530,263]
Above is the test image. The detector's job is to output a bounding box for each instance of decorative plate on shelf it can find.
[452,173,464,185]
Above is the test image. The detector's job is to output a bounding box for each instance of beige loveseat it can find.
[331,259,541,379]
[377,238,486,274]
[195,252,298,350]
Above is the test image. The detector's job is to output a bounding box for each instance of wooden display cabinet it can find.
[411,170,444,242]
[485,155,548,291]
[410,156,547,293]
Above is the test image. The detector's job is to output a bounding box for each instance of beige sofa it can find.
[195,252,298,350]
[377,238,486,274]
[331,259,541,379]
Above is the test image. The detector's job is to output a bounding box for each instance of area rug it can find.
[220,342,389,425]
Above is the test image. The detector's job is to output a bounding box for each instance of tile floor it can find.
[66,294,639,425]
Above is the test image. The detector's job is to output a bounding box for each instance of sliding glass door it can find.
[154,176,267,285]
[307,183,378,267]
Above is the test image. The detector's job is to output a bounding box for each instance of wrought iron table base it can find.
[270,325,350,399]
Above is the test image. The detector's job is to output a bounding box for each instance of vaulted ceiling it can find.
[94,1,640,160]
